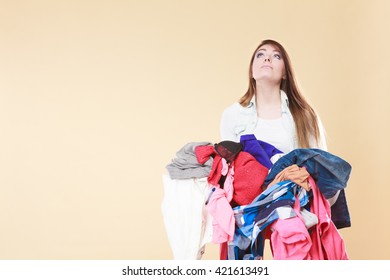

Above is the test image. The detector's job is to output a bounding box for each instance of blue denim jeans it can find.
[264,148,352,229]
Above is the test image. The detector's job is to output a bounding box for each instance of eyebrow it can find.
[257,48,281,53]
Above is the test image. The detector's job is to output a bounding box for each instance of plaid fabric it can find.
[229,180,309,260]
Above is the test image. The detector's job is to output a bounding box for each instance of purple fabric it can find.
[240,134,283,169]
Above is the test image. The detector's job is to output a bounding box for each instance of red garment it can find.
[195,146,269,254]
[232,151,268,206]
[195,145,215,165]
[196,146,236,243]
[195,145,225,187]
[307,176,348,259]
[195,147,268,198]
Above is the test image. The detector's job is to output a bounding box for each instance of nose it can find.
[264,56,271,62]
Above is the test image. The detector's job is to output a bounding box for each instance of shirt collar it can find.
[249,90,289,112]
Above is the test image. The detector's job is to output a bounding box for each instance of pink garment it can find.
[307,176,348,260]
[206,159,235,243]
[270,176,348,260]
[270,197,312,259]
[223,161,234,202]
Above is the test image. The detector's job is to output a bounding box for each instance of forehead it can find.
[256,44,281,53]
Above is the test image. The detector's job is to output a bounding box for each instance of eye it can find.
[273,53,282,60]
[256,52,264,58]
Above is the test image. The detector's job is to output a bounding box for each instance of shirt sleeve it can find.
[317,113,328,151]
[220,104,238,141]
[309,111,328,151]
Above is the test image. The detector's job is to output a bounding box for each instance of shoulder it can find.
[222,102,242,117]
[222,100,255,117]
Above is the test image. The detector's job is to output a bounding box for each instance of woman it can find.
[220,39,327,152]
[218,40,350,259]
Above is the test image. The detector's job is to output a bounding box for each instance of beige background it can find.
[0,0,389,260]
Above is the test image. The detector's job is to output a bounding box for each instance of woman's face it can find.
[252,44,286,84]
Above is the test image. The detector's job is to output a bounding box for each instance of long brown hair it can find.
[239,39,320,148]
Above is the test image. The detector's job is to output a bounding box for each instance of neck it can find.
[254,82,282,119]
[255,82,281,105]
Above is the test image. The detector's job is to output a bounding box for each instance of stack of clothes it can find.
[161,134,352,260]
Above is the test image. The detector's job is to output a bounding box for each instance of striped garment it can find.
[229,180,309,260]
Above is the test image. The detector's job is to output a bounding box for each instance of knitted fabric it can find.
[166,142,213,179]
[232,151,268,206]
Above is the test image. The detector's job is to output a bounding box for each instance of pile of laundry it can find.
[161,134,352,260]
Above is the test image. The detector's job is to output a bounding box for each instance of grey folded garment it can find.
[166,142,213,179]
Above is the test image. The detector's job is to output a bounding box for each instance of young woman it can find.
[220,39,327,152]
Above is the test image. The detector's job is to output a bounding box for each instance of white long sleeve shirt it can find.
[220,90,327,152]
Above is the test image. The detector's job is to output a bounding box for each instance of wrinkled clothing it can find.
[161,175,213,259]
[270,196,312,259]
[230,180,309,259]
[240,134,284,169]
[231,151,268,206]
[330,190,351,229]
[268,164,310,191]
[270,219,312,259]
[166,142,213,179]
[214,141,243,163]
[195,145,225,187]
[206,159,235,243]
[220,91,328,150]
[220,91,296,146]
[307,176,348,259]
[264,148,352,228]
[195,145,268,244]
[265,149,351,198]
[196,145,268,207]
